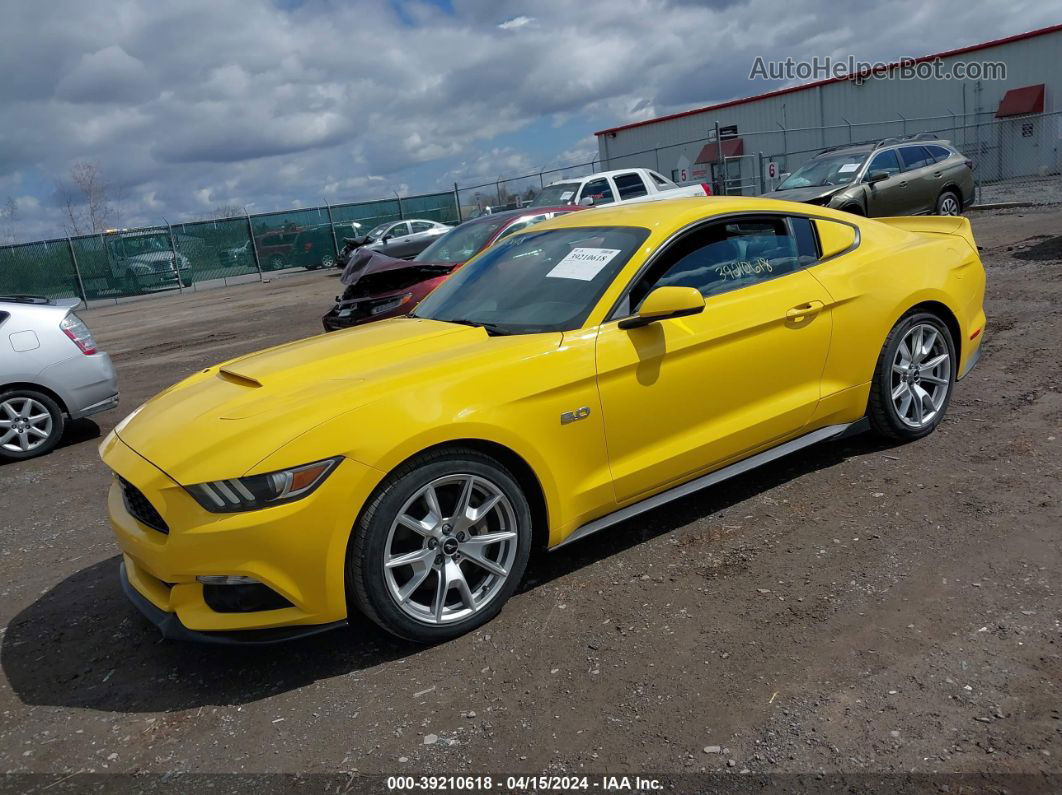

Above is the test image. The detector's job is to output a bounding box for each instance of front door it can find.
[595,214,833,502]
[863,148,910,216]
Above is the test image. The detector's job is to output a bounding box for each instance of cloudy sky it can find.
[0,0,1057,241]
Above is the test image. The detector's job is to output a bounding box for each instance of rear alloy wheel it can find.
[348,449,531,643]
[868,312,955,441]
[936,191,961,216]
[320,254,335,268]
[269,255,285,271]
[0,390,65,461]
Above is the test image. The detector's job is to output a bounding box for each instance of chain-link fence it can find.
[3,110,1059,305]
[0,191,460,304]
[598,110,1062,205]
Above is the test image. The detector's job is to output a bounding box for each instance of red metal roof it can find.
[695,137,744,164]
[595,23,1062,137]
[995,83,1046,117]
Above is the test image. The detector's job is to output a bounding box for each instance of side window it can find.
[626,216,802,310]
[613,173,649,200]
[867,149,901,177]
[410,221,434,233]
[789,217,819,265]
[925,145,951,163]
[387,222,409,238]
[580,178,615,205]
[649,171,674,188]
[898,146,932,171]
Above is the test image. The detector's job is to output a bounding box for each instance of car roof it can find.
[523,195,871,239]
[458,207,577,226]
[0,295,79,315]
[549,168,665,185]
[815,137,951,158]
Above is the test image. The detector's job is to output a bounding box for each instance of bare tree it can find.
[0,197,16,244]
[55,161,114,236]
[211,204,244,219]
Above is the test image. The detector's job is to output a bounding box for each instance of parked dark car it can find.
[322,207,580,331]
[251,224,336,271]
[770,134,975,216]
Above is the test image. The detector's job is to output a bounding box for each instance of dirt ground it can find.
[1,206,1060,785]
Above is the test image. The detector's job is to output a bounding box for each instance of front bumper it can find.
[120,561,346,644]
[101,432,380,642]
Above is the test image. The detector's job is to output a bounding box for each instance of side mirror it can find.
[866,170,890,184]
[618,286,705,329]
[578,196,595,207]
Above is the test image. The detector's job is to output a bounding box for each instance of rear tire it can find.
[0,389,65,461]
[348,447,532,643]
[936,190,962,216]
[868,311,955,441]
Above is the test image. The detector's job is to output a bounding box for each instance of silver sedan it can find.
[0,296,118,460]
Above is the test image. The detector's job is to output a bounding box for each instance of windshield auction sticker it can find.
[546,247,621,281]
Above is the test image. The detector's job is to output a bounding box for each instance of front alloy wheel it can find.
[349,449,532,643]
[384,474,518,625]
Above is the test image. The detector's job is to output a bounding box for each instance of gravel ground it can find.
[0,207,1060,787]
[977,174,1062,207]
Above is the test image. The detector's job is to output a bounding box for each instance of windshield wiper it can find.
[444,318,514,336]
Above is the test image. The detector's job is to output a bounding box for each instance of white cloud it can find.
[498,15,534,30]
[0,0,1057,241]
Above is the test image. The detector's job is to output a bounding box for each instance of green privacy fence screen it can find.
[0,190,459,304]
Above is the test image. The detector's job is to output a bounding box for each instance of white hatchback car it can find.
[0,295,118,461]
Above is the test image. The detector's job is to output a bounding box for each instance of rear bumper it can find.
[39,352,119,419]
[120,561,346,645]
[958,335,983,380]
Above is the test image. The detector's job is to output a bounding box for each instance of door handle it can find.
[786,300,824,320]
[898,181,908,188]
[933,171,943,178]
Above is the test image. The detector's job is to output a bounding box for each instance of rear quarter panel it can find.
[807,217,985,403]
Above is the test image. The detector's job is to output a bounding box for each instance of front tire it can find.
[348,448,532,643]
[0,389,65,461]
[868,311,955,441]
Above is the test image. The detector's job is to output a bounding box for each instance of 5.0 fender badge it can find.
[561,406,591,425]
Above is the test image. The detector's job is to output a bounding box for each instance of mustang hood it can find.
[114,318,541,483]
[770,185,846,204]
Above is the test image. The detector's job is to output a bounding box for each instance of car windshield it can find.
[778,153,867,189]
[411,225,650,335]
[528,182,581,208]
[121,235,170,254]
[415,217,508,263]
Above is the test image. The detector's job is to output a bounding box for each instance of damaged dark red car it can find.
[322,206,581,331]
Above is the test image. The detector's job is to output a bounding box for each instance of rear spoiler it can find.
[874,216,977,251]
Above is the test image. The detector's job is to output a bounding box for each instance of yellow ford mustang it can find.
[100,197,985,644]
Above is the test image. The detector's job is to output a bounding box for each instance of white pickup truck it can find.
[528,168,712,209]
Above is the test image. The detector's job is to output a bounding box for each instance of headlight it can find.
[185,456,341,513]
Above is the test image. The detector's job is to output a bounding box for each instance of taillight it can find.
[304,243,313,251]
[700,183,712,195]
[60,312,98,355]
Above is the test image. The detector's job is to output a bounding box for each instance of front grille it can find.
[119,477,169,534]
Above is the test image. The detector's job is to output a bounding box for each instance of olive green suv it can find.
[771,135,975,217]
